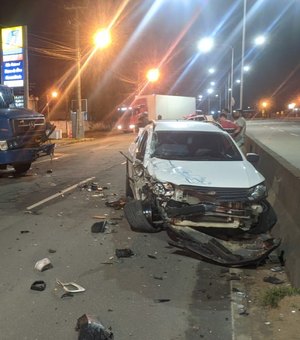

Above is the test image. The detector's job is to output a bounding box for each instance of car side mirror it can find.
[246,153,259,164]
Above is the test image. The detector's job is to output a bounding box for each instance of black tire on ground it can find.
[124,200,161,233]
[248,200,277,234]
[13,162,31,174]
[125,161,134,198]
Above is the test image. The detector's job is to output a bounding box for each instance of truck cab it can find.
[0,85,55,174]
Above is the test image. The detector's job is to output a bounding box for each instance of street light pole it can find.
[230,46,234,116]
[239,0,247,110]
[75,8,84,139]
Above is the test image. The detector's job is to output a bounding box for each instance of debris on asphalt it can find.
[263,276,284,284]
[76,314,114,340]
[115,248,134,258]
[46,169,53,174]
[153,299,171,303]
[34,258,53,272]
[153,275,163,280]
[93,215,108,219]
[30,280,46,291]
[147,254,157,259]
[271,266,283,272]
[237,304,248,315]
[48,248,57,254]
[56,279,86,293]
[91,221,108,233]
[105,198,126,210]
[20,230,30,234]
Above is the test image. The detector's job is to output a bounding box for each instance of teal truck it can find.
[0,84,55,174]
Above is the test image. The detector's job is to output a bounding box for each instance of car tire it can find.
[124,200,161,233]
[13,162,31,174]
[125,161,134,198]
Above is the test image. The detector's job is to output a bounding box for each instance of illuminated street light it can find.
[288,102,296,110]
[236,79,241,84]
[210,81,216,86]
[146,68,160,83]
[93,28,111,49]
[262,101,268,108]
[208,67,216,74]
[243,65,251,72]
[254,35,266,46]
[51,90,58,98]
[197,37,214,53]
[207,88,214,94]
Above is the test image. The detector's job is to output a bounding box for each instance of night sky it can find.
[1,0,300,118]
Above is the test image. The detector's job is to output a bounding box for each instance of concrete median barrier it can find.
[246,133,300,287]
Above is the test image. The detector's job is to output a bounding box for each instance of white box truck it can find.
[134,94,196,120]
[116,94,196,132]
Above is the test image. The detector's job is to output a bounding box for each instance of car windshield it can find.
[150,131,242,161]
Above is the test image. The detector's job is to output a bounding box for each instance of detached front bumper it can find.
[167,225,281,267]
[0,143,55,165]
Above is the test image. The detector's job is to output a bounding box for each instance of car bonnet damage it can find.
[123,121,280,267]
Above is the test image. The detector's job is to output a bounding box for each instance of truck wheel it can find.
[14,162,31,174]
[124,200,161,233]
[125,161,134,198]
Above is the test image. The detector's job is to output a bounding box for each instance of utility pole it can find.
[64,1,88,139]
[239,0,247,110]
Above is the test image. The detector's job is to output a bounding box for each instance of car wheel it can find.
[125,161,134,198]
[13,162,31,174]
[124,200,161,233]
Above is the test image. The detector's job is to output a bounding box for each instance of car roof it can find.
[152,120,224,133]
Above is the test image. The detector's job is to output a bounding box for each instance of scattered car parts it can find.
[76,314,114,340]
[56,279,85,293]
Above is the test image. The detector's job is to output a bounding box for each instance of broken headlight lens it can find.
[248,183,267,201]
[0,140,8,151]
[153,182,175,197]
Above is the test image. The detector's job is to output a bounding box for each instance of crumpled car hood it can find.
[146,158,264,188]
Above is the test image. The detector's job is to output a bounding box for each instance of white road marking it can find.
[290,133,299,137]
[26,176,95,210]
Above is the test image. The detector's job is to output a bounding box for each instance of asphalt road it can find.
[0,133,233,340]
[246,120,300,169]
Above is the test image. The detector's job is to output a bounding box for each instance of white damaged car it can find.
[123,120,280,266]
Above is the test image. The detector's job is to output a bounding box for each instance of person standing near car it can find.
[232,109,247,150]
[219,112,237,135]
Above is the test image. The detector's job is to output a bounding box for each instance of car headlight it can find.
[0,140,8,151]
[129,124,135,129]
[248,183,267,201]
[117,125,122,130]
[152,182,175,197]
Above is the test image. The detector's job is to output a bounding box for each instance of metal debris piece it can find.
[115,248,134,258]
[91,221,108,233]
[154,299,170,303]
[20,230,30,234]
[105,198,126,210]
[93,215,107,219]
[48,248,57,253]
[31,280,46,291]
[91,182,99,191]
[271,266,283,272]
[56,279,86,293]
[167,225,281,267]
[76,314,114,340]
[147,254,157,259]
[263,276,284,285]
[34,258,53,272]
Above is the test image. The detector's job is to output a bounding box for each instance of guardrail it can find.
[245,134,300,287]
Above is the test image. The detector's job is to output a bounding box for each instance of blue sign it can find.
[2,60,24,87]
